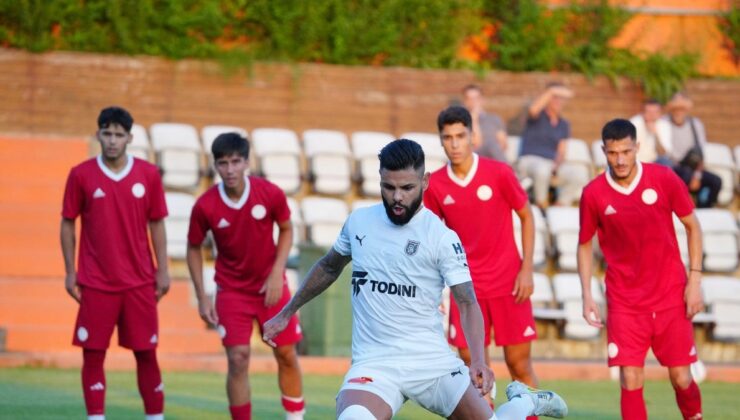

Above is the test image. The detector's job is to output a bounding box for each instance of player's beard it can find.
[382,190,423,226]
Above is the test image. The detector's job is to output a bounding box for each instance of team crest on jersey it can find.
[405,240,420,256]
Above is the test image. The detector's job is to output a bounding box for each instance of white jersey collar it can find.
[218,176,251,210]
[446,153,479,188]
[606,160,643,195]
[97,154,134,182]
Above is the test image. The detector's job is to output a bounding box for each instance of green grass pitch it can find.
[1,367,738,419]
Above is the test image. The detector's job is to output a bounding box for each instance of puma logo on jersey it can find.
[90,382,105,391]
[93,188,106,198]
[450,368,462,377]
[523,326,536,337]
[217,218,231,228]
[604,205,617,215]
[443,195,455,205]
[355,234,366,246]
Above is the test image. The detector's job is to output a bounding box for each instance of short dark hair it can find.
[602,119,636,143]
[462,84,482,95]
[212,132,250,160]
[643,98,661,106]
[378,139,425,172]
[97,106,133,132]
[437,105,472,132]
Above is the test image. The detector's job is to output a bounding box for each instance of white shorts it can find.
[338,360,470,417]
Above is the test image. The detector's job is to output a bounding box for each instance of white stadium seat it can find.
[512,206,548,267]
[695,209,739,272]
[734,145,740,172]
[591,139,607,171]
[400,132,447,172]
[673,213,690,269]
[303,129,353,195]
[273,197,304,259]
[702,276,740,341]
[703,142,736,207]
[202,265,217,298]
[351,131,395,196]
[300,196,349,248]
[546,206,580,271]
[129,124,152,161]
[506,136,521,165]
[251,128,303,194]
[201,125,249,183]
[164,192,196,259]
[531,273,566,321]
[553,273,604,340]
[150,123,203,189]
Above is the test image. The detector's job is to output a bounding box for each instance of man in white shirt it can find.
[629,99,672,165]
[264,139,567,419]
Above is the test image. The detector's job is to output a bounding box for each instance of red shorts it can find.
[606,305,697,367]
[215,284,302,347]
[448,295,537,348]
[72,285,158,350]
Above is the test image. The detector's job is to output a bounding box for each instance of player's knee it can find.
[669,367,693,389]
[620,368,644,390]
[227,348,250,373]
[336,404,375,420]
[274,345,299,368]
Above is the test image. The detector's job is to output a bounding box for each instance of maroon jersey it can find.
[62,156,168,292]
[424,155,529,298]
[188,176,290,293]
[578,162,694,313]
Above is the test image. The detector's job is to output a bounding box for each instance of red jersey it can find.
[424,154,529,298]
[62,156,168,292]
[188,176,291,293]
[578,162,694,314]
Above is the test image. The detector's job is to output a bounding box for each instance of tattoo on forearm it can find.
[288,250,351,312]
[451,281,478,305]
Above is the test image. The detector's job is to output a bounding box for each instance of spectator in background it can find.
[630,99,672,165]
[664,92,722,208]
[462,84,508,162]
[517,83,587,208]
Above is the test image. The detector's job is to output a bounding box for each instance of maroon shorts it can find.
[215,284,302,347]
[606,305,697,367]
[72,285,158,350]
[448,294,537,348]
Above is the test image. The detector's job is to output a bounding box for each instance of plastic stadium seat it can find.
[201,125,249,183]
[531,273,566,321]
[351,199,381,211]
[303,129,352,195]
[591,139,606,171]
[506,136,521,165]
[673,214,690,268]
[286,268,300,295]
[150,123,203,189]
[272,197,304,260]
[164,192,196,259]
[734,145,740,172]
[129,124,152,161]
[202,265,217,298]
[400,132,447,172]
[512,206,548,267]
[553,273,604,340]
[695,209,739,272]
[546,206,580,271]
[703,142,736,206]
[251,128,303,194]
[701,276,740,341]
[351,131,396,196]
[300,196,349,248]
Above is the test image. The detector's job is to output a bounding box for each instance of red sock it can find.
[674,381,702,420]
[134,350,164,415]
[229,402,251,420]
[621,387,647,420]
[81,349,107,415]
[281,395,305,413]
[526,416,539,420]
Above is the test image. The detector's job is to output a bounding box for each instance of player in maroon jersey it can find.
[61,106,169,419]
[187,133,305,420]
[578,118,704,420]
[424,106,540,414]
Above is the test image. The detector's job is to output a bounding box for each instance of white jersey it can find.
[333,204,472,371]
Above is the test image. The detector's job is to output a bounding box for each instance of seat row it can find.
[128,123,448,196]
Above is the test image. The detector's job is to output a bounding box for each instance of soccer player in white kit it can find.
[264,139,567,419]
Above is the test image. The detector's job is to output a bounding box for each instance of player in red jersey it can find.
[61,106,169,420]
[424,106,540,409]
[187,133,305,420]
[578,119,704,420]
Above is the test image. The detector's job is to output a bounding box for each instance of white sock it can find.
[495,395,535,420]
[145,414,164,420]
[88,416,105,420]
[285,410,304,420]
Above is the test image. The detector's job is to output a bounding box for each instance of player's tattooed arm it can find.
[451,281,494,396]
[284,248,352,315]
[450,281,477,305]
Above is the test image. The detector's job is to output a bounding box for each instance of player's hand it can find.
[469,361,495,396]
[549,85,574,99]
[582,297,603,328]
[263,311,291,347]
[155,270,171,301]
[260,270,283,307]
[197,296,219,327]
[684,273,704,319]
[65,272,81,303]
[512,265,534,304]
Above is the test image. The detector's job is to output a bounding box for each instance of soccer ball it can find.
[690,360,707,384]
